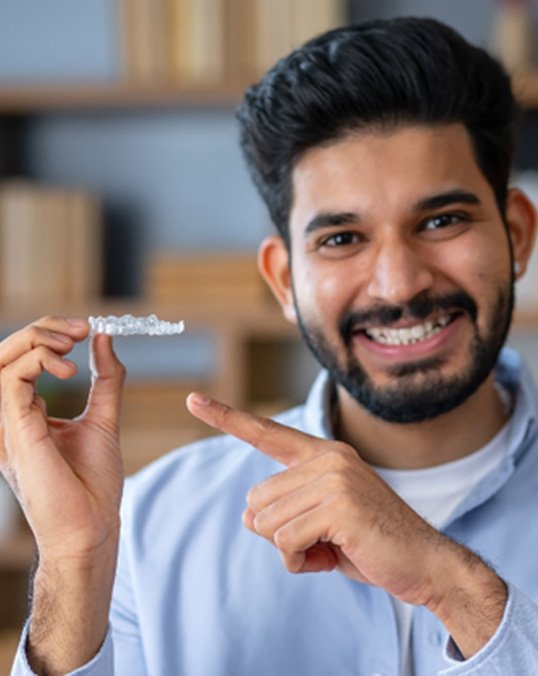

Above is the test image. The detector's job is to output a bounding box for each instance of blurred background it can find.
[1,0,538,666]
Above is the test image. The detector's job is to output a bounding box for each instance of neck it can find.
[333,373,510,470]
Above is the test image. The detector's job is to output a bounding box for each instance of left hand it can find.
[187,393,508,657]
[187,393,453,607]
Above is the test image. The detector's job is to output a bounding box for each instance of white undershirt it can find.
[374,408,512,676]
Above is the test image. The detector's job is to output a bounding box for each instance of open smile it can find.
[362,313,458,346]
[350,311,466,362]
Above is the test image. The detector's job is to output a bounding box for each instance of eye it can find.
[315,230,366,258]
[421,212,468,231]
[321,231,361,247]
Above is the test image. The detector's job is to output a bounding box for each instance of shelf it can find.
[0,297,303,410]
[0,80,249,114]
[0,70,537,114]
[0,296,296,335]
[0,298,536,331]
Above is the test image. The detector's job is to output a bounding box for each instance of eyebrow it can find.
[304,211,359,235]
[412,189,481,212]
[304,189,482,237]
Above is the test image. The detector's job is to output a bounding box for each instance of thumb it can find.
[83,334,126,425]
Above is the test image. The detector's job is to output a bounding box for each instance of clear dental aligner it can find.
[88,314,185,337]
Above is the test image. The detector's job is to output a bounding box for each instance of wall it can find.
[0,0,118,81]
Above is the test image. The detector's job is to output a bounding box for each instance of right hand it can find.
[0,316,126,563]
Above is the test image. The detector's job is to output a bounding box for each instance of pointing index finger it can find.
[186,393,324,466]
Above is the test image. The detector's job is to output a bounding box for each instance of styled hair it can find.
[236,17,517,245]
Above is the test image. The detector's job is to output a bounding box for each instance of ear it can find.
[257,236,297,324]
[505,187,537,279]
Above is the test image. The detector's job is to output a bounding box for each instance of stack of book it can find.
[146,251,270,306]
[117,0,346,85]
[0,181,103,310]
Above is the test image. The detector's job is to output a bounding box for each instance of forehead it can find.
[289,124,494,234]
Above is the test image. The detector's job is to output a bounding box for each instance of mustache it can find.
[339,291,478,345]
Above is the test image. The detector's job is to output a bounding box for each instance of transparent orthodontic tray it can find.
[88,314,185,337]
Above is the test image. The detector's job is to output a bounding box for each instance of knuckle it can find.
[246,484,262,510]
[323,470,348,493]
[282,555,302,574]
[250,415,277,446]
[217,402,234,426]
[36,314,63,326]
[274,527,292,553]
[34,345,51,361]
[1,362,16,383]
[332,440,355,457]
[252,510,271,537]
[327,490,352,513]
[324,446,352,471]
[24,325,55,350]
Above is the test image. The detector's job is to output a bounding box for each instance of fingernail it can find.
[188,392,212,407]
[67,318,87,328]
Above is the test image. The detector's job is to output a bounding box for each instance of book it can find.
[253,0,295,76]
[252,0,346,77]
[64,190,103,304]
[291,0,346,48]
[116,0,348,86]
[0,181,103,309]
[167,0,225,85]
[222,0,258,82]
[146,251,270,305]
[118,0,169,82]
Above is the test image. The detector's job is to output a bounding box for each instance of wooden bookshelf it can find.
[0,296,304,407]
[0,81,248,114]
[0,70,537,115]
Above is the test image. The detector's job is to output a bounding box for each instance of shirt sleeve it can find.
[439,582,538,674]
[9,620,114,676]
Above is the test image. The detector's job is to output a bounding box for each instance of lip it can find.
[353,313,466,363]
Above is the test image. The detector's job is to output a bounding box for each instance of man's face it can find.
[287,125,514,423]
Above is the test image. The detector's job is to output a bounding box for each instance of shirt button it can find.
[429,631,444,646]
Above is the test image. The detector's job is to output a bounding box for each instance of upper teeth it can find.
[364,316,451,346]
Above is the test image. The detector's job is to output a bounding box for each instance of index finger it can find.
[0,316,88,368]
[186,392,325,466]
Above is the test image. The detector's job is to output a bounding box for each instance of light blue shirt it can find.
[12,348,538,675]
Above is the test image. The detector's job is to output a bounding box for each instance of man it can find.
[5,16,538,676]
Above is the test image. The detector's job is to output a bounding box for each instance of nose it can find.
[366,239,434,305]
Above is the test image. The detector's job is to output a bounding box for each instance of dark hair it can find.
[236,17,517,245]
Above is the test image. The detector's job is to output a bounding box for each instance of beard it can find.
[294,285,514,424]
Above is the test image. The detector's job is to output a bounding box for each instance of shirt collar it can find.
[492,347,537,466]
[302,369,335,440]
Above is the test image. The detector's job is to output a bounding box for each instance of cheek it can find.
[293,259,359,319]
[435,238,511,330]
[436,235,511,291]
